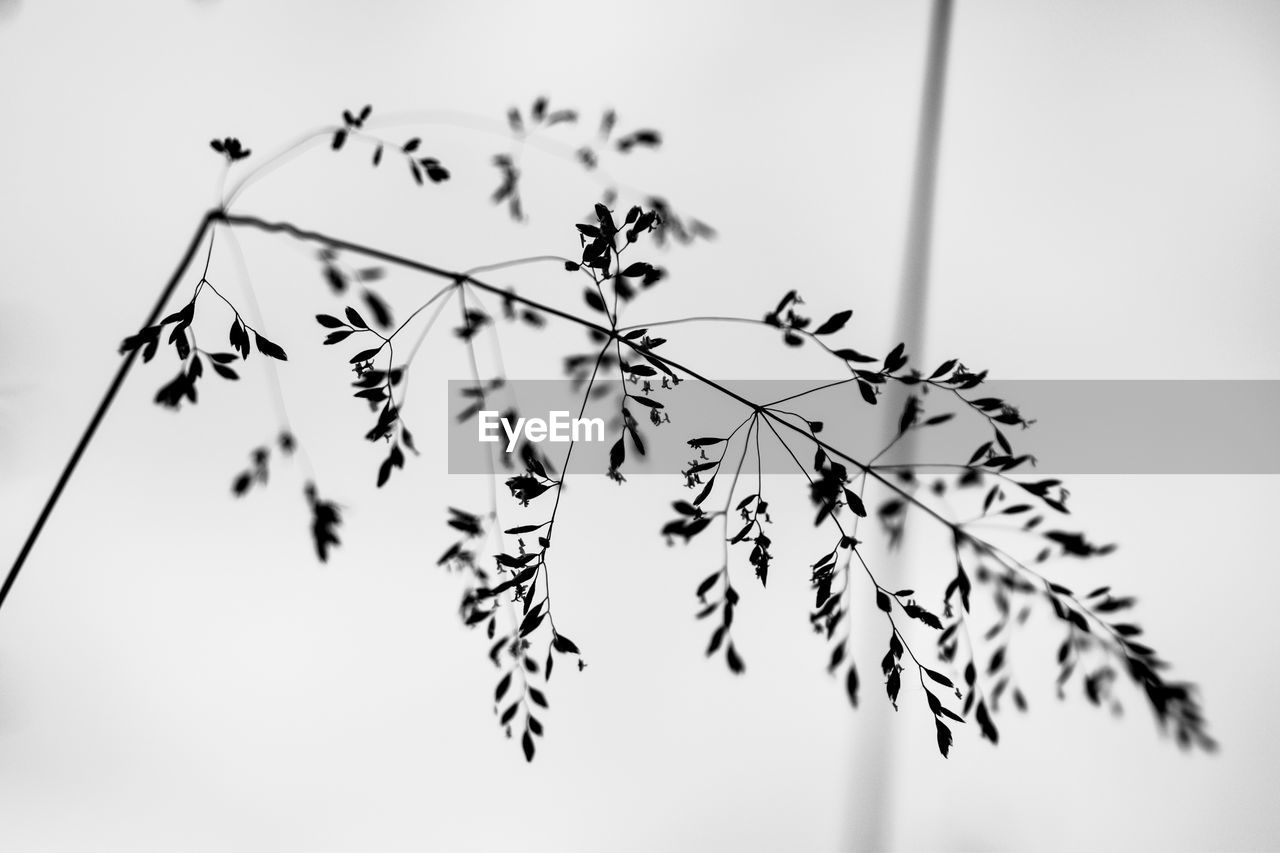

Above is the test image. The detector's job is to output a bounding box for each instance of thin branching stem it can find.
[213,211,972,549]
[1,210,218,609]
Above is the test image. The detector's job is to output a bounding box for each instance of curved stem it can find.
[222,108,638,210]
[461,255,575,277]
[616,315,766,334]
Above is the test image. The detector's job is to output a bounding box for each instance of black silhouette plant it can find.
[4,99,1214,762]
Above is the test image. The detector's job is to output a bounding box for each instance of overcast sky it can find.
[1,2,1279,851]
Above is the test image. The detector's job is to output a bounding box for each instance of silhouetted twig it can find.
[3,102,1215,764]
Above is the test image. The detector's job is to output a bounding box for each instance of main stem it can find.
[213,212,962,529]
[2,204,963,616]
[0,211,216,612]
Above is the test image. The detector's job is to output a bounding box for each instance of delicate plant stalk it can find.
[0,210,217,611]
[2,96,1214,765]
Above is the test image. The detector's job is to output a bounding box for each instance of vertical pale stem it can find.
[844,1,953,850]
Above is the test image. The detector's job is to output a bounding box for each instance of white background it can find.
[1,1,1278,850]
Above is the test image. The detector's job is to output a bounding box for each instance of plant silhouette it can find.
[3,99,1214,762]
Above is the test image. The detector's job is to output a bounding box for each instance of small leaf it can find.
[254,333,287,361]
[345,306,368,329]
[519,606,546,638]
[620,262,652,278]
[813,310,852,335]
[692,476,716,506]
[930,359,958,379]
[551,633,580,655]
[363,290,393,329]
[935,719,953,757]
[706,625,727,656]
[924,668,953,688]
[884,342,908,373]
[504,524,544,535]
[975,700,999,744]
